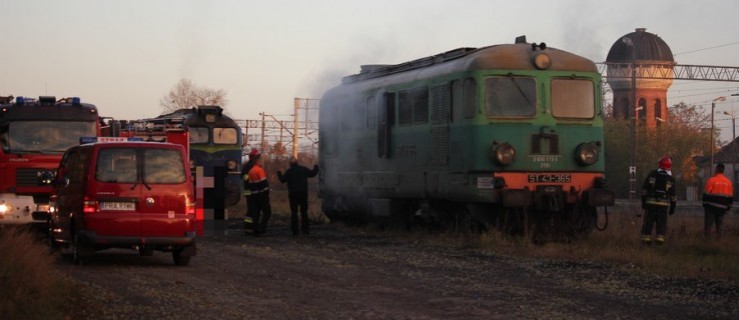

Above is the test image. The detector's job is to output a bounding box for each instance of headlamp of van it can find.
[492,143,516,165]
[576,142,599,165]
[227,160,238,170]
[0,202,12,214]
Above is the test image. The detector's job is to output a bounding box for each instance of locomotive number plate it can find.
[528,174,572,183]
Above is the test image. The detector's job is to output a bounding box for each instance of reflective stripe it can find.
[645,197,670,206]
[704,201,729,210]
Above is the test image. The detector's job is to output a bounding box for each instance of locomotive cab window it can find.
[213,127,238,145]
[551,79,595,119]
[189,127,209,144]
[485,77,536,117]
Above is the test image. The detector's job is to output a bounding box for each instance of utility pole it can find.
[260,112,266,153]
[623,36,637,201]
[293,98,299,159]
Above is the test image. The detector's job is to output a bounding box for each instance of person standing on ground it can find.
[702,163,734,240]
[242,149,259,232]
[640,156,677,246]
[247,151,271,236]
[277,157,319,235]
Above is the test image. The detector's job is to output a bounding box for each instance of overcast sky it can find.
[1,0,738,135]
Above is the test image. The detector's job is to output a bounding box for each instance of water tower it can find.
[606,28,676,128]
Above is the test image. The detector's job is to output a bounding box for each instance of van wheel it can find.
[172,250,191,266]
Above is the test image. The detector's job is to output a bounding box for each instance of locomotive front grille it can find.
[15,168,44,187]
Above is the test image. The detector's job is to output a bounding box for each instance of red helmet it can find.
[658,156,672,170]
[249,149,260,157]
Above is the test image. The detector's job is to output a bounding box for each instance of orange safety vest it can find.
[703,173,733,210]
[247,164,270,194]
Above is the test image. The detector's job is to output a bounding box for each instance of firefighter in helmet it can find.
[640,156,677,245]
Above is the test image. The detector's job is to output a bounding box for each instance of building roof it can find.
[606,28,674,63]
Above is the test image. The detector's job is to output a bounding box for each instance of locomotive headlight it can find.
[576,142,600,165]
[492,143,516,165]
[533,53,551,70]
[227,160,238,170]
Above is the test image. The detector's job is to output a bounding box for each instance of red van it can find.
[47,139,196,265]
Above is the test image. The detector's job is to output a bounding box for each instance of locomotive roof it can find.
[339,42,597,85]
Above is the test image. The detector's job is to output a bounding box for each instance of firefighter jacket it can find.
[247,164,270,195]
[242,160,255,197]
[642,169,676,210]
[702,173,733,211]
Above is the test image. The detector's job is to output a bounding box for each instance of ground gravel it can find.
[55,219,739,320]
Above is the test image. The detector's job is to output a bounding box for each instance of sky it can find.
[1,0,738,138]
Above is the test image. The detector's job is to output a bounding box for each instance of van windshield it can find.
[143,149,186,184]
[95,148,186,184]
[95,148,138,183]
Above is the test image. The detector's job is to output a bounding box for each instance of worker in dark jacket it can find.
[640,156,677,246]
[702,163,734,240]
[277,157,319,235]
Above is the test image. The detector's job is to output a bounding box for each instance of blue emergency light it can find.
[15,96,25,105]
[72,97,81,105]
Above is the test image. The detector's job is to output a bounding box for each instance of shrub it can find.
[0,227,71,319]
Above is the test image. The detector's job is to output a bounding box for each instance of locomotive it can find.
[318,37,614,237]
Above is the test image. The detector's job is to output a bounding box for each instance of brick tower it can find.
[606,28,676,128]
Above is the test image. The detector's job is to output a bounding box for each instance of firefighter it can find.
[640,156,677,245]
[247,150,271,236]
[277,157,319,235]
[702,163,734,240]
[242,149,260,232]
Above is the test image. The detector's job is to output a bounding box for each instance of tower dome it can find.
[606,28,675,128]
[606,28,674,63]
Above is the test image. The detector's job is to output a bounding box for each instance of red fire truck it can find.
[0,95,104,228]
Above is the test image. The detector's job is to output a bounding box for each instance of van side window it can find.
[96,148,138,183]
[143,149,186,184]
[65,150,88,185]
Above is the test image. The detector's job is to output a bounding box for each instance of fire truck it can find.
[0,95,104,227]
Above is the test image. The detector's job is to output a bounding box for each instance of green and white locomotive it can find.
[318,37,614,237]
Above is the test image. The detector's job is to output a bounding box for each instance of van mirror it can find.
[37,171,56,186]
[60,177,70,188]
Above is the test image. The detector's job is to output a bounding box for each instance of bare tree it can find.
[159,78,229,113]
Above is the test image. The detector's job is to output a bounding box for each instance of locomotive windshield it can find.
[1,121,96,153]
[551,79,595,119]
[484,77,536,117]
[213,127,238,145]
[187,127,239,145]
[189,127,209,144]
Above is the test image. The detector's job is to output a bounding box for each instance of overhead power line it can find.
[674,41,739,56]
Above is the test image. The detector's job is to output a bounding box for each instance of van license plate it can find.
[100,202,136,211]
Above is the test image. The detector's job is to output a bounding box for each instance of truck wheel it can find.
[172,249,191,266]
